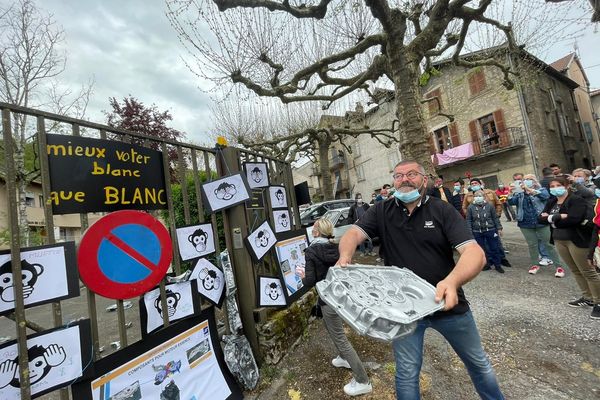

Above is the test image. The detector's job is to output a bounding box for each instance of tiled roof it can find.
[549,53,575,72]
[591,88,600,97]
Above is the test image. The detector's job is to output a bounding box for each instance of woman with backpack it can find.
[539,176,600,320]
[297,218,372,396]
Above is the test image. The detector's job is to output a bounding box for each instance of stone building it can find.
[590,89,600,140]
[293,46,593,195]
[550,52,600,164]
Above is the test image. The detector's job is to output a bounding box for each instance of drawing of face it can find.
[154,290,181,318]
[250,167,263,183]
[0,260,44,302]
[255,230,270,248]
[0,344,67,389]
[214,182,237,201]
[275,189,284,205]
[278,213,289,228]
[200,268,220,291]
[188,228,209,252]
[265,282,281,300]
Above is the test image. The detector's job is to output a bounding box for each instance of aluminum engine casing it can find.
[316,265,445,341]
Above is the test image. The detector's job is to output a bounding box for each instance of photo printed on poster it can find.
[72,309,242,400]
[245,221,276,261]
[272,210,291,233]
[140,281,200,336]
[268,186,288,209]
[190,259,225,307]
[257,276,286,307]
[243,162,270,189]
[176,223,216,261]
[201,173,251,213]
[0,320,92,399]
[0,242,79,316]
[274,231,309,300]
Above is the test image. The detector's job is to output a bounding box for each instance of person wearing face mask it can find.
[467,190,505,273]
[568,168,596,206]
[297,218,372,395]
[508,174,563,276]
[495,182,516,222]
[337,160,504,400]
[349,193,374,256]
[539,177,600,320]
[429,177,463,215]
[461,178,502,217]
[375,184,391,203]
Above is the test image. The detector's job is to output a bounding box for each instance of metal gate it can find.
[0,102,300,399]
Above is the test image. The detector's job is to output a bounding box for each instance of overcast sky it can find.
[6,1,600,145]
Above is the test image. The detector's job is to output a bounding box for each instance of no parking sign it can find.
[77,210,172,299]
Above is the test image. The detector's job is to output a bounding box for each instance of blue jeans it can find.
[392,311,504,400]
[359,239,374,255]
[473,230,502,267]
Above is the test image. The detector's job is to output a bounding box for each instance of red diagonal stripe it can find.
[105,232,157,272]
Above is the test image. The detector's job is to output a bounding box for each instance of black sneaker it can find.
[568,297,594,307]
[495,266,505,273]
[591,305,600,320]
[500,258,512,267]
[483,264,491,271]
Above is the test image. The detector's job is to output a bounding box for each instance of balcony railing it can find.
[329,154,346,171]
[471,127,525,155]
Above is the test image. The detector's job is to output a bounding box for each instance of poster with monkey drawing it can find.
[176,223,216,261]
[189,259,225,307]
[0,242,79,316]
[140,280,200,336]
[268,186,288,209]
[201,173,251,213]
[274,230,309,303]
[273,210,291,233]
[245,221,276,262]
[243,162,270,189]
[257,276,286,307]
[0,319,92,399]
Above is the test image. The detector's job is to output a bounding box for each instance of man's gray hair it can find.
[394,160,426,174]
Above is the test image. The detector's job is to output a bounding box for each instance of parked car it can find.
[300,199,355,227]
[321,207,352,240]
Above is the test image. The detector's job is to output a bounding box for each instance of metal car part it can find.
[316,265,445,342]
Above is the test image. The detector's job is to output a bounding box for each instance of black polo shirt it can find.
[355,195,475,316]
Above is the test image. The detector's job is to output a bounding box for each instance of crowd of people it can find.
[296,160,600,399]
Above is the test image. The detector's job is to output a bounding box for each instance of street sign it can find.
[77,210,173,299]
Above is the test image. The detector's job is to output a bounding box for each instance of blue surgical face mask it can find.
[575,177,585,184]
[474,196,485,204]
[453,185,461,191]
[550,186,567,197]
[470,185,481,192]
[524,179,533,188]
[595,188,600,198]
[393,188,422,203]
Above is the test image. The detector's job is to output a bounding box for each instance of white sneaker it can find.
[343,378,372,396]
[539,258,554,266]
[331,356,351,369]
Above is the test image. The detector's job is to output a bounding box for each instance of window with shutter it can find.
[425,88,442,115]
[468,70,487,96]
[433,126,452,152]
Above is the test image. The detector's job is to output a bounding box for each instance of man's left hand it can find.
[435,278,458,310]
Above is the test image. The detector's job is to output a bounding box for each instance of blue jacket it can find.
[508,188,549,228]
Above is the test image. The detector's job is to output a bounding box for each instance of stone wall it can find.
[256,290,316,365]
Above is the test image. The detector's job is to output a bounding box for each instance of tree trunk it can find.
[13,115,31,245]
[387,46,434,174]
[317,138,334,201]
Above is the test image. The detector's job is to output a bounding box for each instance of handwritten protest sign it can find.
[46,134,167,214]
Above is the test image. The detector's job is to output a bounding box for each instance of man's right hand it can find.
[336,256,352,267]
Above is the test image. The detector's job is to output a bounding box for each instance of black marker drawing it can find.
[250,167,264,183]
[278,213,289,228]
[214,182,237,201]
[274,189,285,206]
[154,289,181,318]
[188,228,209,253]
[265,282,282,301]
[255,230,271,248]
[0,344,66,389]
[199,268,221,291]
[0,259,44,302]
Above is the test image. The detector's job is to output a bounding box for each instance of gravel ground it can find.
[247,222,600,399]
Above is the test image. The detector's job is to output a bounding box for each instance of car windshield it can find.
[321,209,340,222]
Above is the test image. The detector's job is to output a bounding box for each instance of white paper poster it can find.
[89,320,231,400]
[268,186,288,209]
[258,276,286,307]
[176,223,216,261]
[201,174,250,213]
[275,235,308,296]
[245,221,276,261]
[0,326,84,399]
[0,244,72,314]
[243,162,269,189]
[273,210,291,233]
[142,281,196,334]
[191,259,225,306]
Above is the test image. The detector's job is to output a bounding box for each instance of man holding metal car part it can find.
[337,160,504,400]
